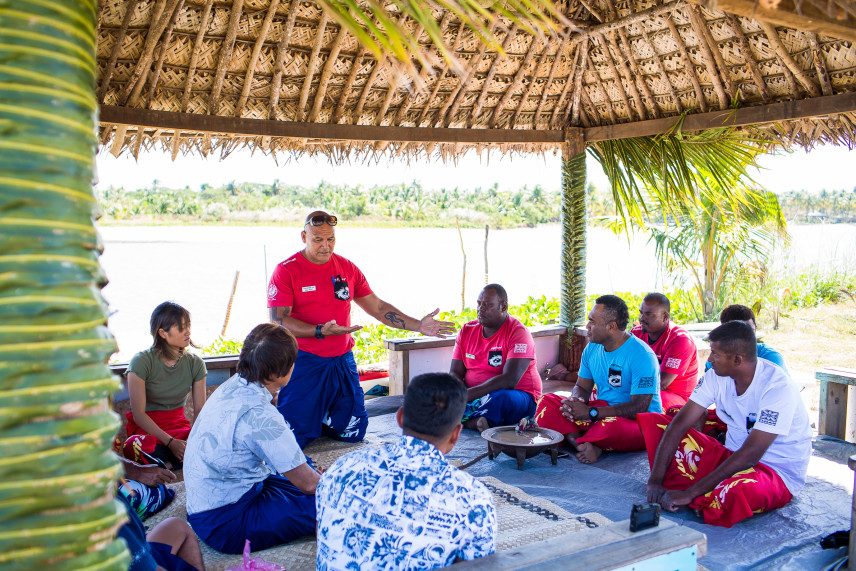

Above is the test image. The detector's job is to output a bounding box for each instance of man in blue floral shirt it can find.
[316,373,497,570]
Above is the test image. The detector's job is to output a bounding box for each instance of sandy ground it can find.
[759,300,856,419]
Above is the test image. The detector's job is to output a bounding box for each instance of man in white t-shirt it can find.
[640,320,812,527]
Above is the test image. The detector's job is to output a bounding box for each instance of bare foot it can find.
[575,442,603,464]
[475,417,490,433]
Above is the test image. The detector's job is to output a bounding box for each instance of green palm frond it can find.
[589,125,770,229]
[317,0,577,86]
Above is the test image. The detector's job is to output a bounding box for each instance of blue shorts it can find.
[277,350,368,448]
[187,475,316,554]
[462,389,536,427]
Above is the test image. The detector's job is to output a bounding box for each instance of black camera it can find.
[629,502,661,532]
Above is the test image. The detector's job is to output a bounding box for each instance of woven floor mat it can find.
[145,475,611,571]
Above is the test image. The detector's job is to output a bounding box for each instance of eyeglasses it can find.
[305,214,338,227]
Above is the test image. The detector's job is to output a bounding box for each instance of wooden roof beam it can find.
[99,104,569,143]
[806,32,834,96]
[585,90,856,141]
[181,0,215,112]
[511,40,551,128]
[267,0,300,120]
[687,0,856,43]
[606,31,647,120]
[296,11,329,122]
[353,57,386,125]
[596,32,639,121]
[688,5,732,107]
[332,46,367,123]
[552,44,581,127]
[98,0,139,101]
[759,21,821,97]
[441,18,504,127]
[208,0,245,115]
[118,0,183,106]
[533,35,570,127]
[490,36,543,128]
[665,15,709,112]
[146,0,186,107]
[235,0,281,118]
[394,13,453,126]
[639,24,683,113]
[725,14,771,102]
[468,24,519,128]
[616,28,660,118]
[416,21,466,126]
[309,26,348,123]
[570,43,588,125]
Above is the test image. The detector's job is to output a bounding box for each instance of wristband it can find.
[315,324,325,339]
[167,437,174,447]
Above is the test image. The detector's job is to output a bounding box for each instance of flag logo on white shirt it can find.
[664,357,682,368]
[513,343,528,353]
[759,409,779,426]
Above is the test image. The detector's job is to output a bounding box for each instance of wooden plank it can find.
[451,519,705,570]
[585,91,856,141]
[100,105,569,144]
[820,380,849,439]
[388,350,409,396]
[385,324,569,352]
[688,0,856,43]
[817,368,856,382]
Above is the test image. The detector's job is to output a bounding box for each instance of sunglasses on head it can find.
[305,214,338,227]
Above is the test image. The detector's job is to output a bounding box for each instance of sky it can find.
[94,142,855,195]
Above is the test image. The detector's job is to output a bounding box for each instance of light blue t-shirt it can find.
[704,342,787,372]
[578,335,662,412]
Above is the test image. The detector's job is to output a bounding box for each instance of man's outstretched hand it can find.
[320,320,362,336]
[417,309,457,338]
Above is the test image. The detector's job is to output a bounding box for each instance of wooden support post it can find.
[560,129,587,327]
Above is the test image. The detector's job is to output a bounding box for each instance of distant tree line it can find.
[776,188,856,223]
[96,180,623,228]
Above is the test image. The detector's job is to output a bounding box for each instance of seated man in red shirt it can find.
[450,284,542,432]
[632,293,699,413]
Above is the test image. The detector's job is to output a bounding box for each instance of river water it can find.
[99,223,856,360]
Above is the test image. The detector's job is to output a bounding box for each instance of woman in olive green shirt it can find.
[122,302,207,469]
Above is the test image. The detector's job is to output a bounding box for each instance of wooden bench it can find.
[818,367,856,441]
[384,324,584,396]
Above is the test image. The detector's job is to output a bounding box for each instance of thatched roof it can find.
[96,0,856,160]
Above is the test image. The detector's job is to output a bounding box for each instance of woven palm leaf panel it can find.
[96,0,856,158]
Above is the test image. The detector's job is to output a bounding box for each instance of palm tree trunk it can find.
[0,1,128,567]
[560,144,587,326]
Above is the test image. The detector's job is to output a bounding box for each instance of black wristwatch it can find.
[588,407,599,422]
[315,324,325,339]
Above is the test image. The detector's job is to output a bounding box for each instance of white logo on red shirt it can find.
[302,285,316,292]
[465,353,475,359]
[267,284,277,299]
[664,357,682,369]
[513,343,528,354]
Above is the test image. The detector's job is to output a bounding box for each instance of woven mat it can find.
[146,479,610,570]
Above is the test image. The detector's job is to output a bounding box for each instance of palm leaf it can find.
[317,0,577,88]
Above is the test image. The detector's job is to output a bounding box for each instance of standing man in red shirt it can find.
[450,284,542,432]
[268,211,457,447]
[631,293,699,412]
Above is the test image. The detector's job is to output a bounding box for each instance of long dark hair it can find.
[150,301,197,361]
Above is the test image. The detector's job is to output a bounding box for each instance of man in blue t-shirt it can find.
[704,304,786,372]
[535,295,661,463]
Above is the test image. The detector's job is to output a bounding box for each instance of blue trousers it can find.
[462,389,536,427]
[187,475,316,554]
[277,350,368,448]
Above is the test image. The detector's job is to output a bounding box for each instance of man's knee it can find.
[146,517,194,550]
